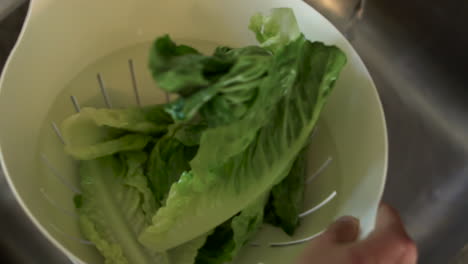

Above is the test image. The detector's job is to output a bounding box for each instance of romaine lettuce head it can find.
[139,36,346,251]
[66,8,347,264]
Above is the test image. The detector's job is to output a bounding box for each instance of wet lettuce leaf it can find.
[61,106,172,160]
[196,194,268,264]
[78,154,168,264]
[149,35,234,95]
[168,234,211,264]
[65,134,152,161]
[173,123,208,147]
[121,151,158,223]
[147,135,199,204]
[264,149,308,235]
[65,8,347,264]
[139,35,347,251]
[160,44,271,124]
[195,220,234,264]
[249,8,301,53]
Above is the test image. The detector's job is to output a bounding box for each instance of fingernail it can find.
[337,216,358,224]
[329,216,360,243]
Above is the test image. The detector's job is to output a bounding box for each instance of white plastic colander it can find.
[0,0,388,263]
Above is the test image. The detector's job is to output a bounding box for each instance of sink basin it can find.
[0,0,25,21]
[306,0,468,263]
[1,1,467,263]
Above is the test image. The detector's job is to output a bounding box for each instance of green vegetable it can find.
[173,123,208,146]
[195,220,234,264]
[121,151,158,223]
[168,234,211,264]
[61,106,172,160]
[78,155,168,264]
[66,134,152,160]
[198,48,271,126]
[73,194,83,209]
[265,149,308,235]
[188,38,304,190]
[196,194,268,264]
[249,8,301,53]
[149,35,233,95]
[65,8,347,264]
[147,135,198,204]
[160,43,271,123]
[139,35,346,251]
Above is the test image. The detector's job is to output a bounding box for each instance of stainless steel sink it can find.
[1,0,467,263]
[306,0,468,263]
[0,0,25,21]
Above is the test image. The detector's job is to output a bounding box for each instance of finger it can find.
[350,203,418,263]
[298,216,360,264]
[399,242,418,264]
[375,203,406,231]
[377,204,418,263]
[320,216,360,244]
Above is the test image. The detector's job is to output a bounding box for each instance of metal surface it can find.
[0,0,468,263]
[0,0,25,21]
[305,0,468,263]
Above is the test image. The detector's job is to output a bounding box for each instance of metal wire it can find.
[306,157,333,184]
[70,95,81,112]
[51,122,65,145]
[97,73,112,108]
[128,59,141,106]
[269,230,325,247]
[299,191,337,218]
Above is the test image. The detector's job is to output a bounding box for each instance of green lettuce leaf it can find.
[249,8,301,53]
[196,194,268,264]
[78,155,168,264]
[139,35,347,251]
[149,35,234,95]
[168,234,210,264]
[188,37,305,190]
[195,220,234,264]
[147,135,198,204]
[173,123,208,147]
[61,106,172,160]
[65,134,152,161]
[231,193,267,252]
[163,45,271,123]
[120,151,158,223]
[264,149,307,235]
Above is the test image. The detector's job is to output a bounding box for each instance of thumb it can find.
[298,216,360,264]
[351,203,418,263]
[320,216,361,244]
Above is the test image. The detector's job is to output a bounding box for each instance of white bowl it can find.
[0,0,387,263]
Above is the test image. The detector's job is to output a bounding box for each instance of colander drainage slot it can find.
[40,153,80,194]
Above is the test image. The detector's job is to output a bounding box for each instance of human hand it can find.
[298,203,417,263]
